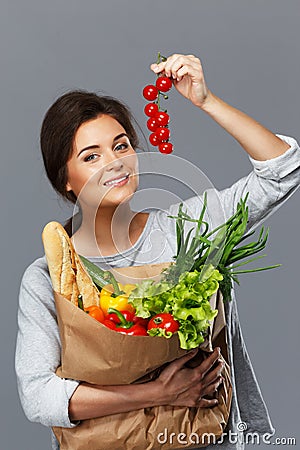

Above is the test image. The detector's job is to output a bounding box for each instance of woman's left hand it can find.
[150,53,210,108]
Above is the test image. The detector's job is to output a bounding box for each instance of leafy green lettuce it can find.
[128,264,223,349]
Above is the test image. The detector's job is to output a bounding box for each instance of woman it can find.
[15,54,300,449]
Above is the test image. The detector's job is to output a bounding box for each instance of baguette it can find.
[42,221,99,308]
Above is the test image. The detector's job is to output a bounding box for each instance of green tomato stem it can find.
[107,307,133,329]
[77,294,84,311]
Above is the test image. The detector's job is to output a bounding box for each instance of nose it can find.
[103,150,124,172]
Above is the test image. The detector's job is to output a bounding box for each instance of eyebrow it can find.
[77,133,129,157]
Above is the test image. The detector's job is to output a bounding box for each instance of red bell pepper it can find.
[105,310,135,324]
[106,309,150,329]
[132,315,150,328]
[103,308,148,336]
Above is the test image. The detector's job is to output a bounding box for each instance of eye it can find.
[84,153,99,162]
[114,142,129,152]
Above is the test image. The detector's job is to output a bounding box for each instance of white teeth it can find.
[105,175,128,186]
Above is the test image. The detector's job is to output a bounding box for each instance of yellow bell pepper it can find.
[121,283,136,295]
[100,283,136,315]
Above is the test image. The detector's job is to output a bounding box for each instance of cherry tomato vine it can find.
[142,52,173,154]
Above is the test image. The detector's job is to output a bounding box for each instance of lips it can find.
[103,173,130,186]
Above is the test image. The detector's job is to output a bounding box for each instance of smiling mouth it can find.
[104,173,130,186]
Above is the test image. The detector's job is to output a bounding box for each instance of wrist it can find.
[199,90,220,113]
[150,375,182,407]
[150,378,170,407]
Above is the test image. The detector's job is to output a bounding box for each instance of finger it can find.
[176,65,189,81]
[150,62,166,74]
[164,55,192,79]
[177,64,200,79]
[150,54,200,76]
[201,375,223,397]
[165,57,185,79]
[197,348,221,379]
[174,64,201,83]
[168,56,202,79]
[150,53,181,74]
[199,397,218,408]
[201,360,224,387]
[152,54,189,77]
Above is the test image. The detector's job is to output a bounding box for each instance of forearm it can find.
[69,349,226,422]
[201,91,290,161]
[68,380,163,421]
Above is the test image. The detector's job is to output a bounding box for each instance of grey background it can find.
[1,1,299,449]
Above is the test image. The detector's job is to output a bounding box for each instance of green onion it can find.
[165,192,280,302]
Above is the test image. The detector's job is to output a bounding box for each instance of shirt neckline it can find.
[86,210,155,262]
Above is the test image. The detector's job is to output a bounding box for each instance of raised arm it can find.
[151,54,290,161]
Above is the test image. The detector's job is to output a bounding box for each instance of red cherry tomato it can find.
[159,142,173,154]
[149,132,161,146]
[143,85,158,101]
[147,117,159,132]
[156,127,170,141]
[147,313,179,333]
[156,111,170,126]
[144,103,159,117]
[156,76,173,92]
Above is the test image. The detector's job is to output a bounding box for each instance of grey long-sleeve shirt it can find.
[15,134,300,450]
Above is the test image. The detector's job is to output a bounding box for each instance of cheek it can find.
[75,172,107,208]
[126,153,139,189]
[125,152,138,172]
[67,164,105,198]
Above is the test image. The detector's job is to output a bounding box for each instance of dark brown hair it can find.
[40,90,140,235]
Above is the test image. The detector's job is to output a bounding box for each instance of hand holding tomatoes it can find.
[150,53,211,109]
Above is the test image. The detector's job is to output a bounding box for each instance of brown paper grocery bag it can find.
[52,263,232,449]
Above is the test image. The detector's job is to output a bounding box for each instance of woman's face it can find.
[66,114,139,209]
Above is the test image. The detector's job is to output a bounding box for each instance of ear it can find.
[66,181,72,192]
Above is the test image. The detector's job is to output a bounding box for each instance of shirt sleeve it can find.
[167,134,300,235]
[216,134,300,232]
[15,259,80,428]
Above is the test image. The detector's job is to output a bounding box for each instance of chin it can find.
[101,191,135,208]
